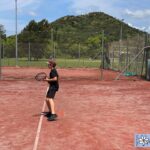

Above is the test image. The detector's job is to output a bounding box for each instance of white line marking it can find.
[33,101,46,150]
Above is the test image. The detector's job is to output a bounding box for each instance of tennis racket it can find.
[35,72,47,81]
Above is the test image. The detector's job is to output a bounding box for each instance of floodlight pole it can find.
[15,0,18,66]
[119,19,124,70]
[100,30,104,80]
[78,43,80,60]
[51,28,54,59]
[28,42,31,61]
[0,33,2,80]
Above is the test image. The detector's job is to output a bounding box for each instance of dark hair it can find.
[48,60,56,68]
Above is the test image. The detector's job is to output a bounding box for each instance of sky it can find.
[0,0,150,36]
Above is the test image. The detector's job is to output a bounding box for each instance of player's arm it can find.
[45,76,57,82]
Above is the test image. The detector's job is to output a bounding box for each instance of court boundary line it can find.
[33,101,46,150]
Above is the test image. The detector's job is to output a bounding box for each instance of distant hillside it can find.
[5,12,146,59]
[50,12,144,42]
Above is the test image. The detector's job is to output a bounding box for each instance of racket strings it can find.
[35,72,47,81]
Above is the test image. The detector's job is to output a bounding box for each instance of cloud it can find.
[0,18,25,35]
[126,21,150,33]
[125,9,150,18]
[1,0,150,35]
[0,0,41,35]
[69,0,114,15]
[28,11,37,16]
[147,26,150,33]
[0,0,41,11]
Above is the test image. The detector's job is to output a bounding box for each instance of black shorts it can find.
[46,89,57,99]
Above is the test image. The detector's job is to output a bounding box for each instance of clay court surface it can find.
[0,67,150,150]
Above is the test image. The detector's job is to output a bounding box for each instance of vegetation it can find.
[0,24,6,39]
[2,12,147,60]
[0,24,6,58]
[2,58,100,68]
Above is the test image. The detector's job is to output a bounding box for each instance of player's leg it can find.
[47,90,57,121]
[48,98,55,114]
[44,87,51,116]
[47,98,57,121]
[44,98,51,117]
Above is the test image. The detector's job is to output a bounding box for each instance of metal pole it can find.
[0,33,2,80]
[126,40,129,71]
[54,42,55,59]
[15,0,18,66]
[112,47,114,69]
[119,19,124,71]
[100,30,104,80]
[28,42,31,61]
[102,30,104,69]
[78,43,80,59]
[51,28,54,59]
[2,42,4,58]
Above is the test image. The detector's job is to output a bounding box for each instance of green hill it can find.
[51,12,143,41]
[5,12,147,59]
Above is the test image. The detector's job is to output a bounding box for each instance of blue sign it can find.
[135,134,150,147]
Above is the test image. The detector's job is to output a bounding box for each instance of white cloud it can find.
[147,26,150,33]
[69,0,113,15]
[126,21,150,33]
[0,0,41,35]
[1,0,150,35]
[127,22,133,27]
[0,0,41,11]
[139,26,150,33]
[0,18,24,35]
[28,11,37,16]
[125,9,150,18]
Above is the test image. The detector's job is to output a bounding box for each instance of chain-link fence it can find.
[108,34,147,76]
[0,30,150,79]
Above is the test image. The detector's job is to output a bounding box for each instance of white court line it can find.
[33,101,46,150]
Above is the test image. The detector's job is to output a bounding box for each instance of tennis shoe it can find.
[44,112,52,117]
[47,114,57,121]
[41,112,52,117]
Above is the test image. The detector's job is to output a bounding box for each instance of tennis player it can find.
[45,60,59,121]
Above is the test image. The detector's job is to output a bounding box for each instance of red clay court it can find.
[0,67,150,150]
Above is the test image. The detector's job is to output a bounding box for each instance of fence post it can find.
[15,0,18,67]
[118,19,124,71]
[0,33,2,80]
[100,30,104,80]
[28,42,31,61]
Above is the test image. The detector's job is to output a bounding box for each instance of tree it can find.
[0,24,6,38]
[0,25,6,58]
[18,19,51,60]
[3,36,16,58]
